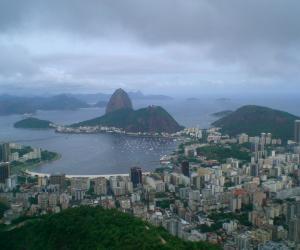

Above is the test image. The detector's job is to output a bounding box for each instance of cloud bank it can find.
[0,0,299,95]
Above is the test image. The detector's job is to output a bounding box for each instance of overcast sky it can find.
[0,0,300,96]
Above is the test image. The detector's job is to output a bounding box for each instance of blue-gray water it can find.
[0,94,299,174]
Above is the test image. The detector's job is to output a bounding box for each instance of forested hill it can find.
[0,206,219,250]
[212,105,299,141]
[14,117,53,129]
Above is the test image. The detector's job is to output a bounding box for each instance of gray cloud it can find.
[0,0,299,94]
[0,45,38,76]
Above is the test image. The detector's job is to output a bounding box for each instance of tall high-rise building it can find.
[288,217,300,243]
[230,195,242,212]
[166,218,180,237]
[251,143,259,153]
[130,167,142,188]
[50,173,66,190]
[250,164,259,177]
[73,188,85,201]
[181,161,190,177]
[236,233,251,250]
[0,143,10,162]
[286,202,297,223]
[0,162,10,183]
[286,201,300,224]
[38,193,49,210]
[94,177,107,195]
[295,120,300,143]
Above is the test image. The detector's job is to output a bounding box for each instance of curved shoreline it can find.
[13,153,62,175]
[17,133,176,177]
[22,149,153,179]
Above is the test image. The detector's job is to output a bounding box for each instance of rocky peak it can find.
[105,88,133,114]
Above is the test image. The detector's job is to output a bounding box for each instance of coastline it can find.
[19,147,155,178]
[12,152,62,175]
[13,133,179,176]
[53,122,183,139]
[24,170,151,179]
[56,130,178,140]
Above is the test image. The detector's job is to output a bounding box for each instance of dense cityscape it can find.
[0,120,300,249]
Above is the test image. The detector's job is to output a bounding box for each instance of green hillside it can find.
[72,106,183,133]
[14,117,53,129]
[0,207,219,250]
[212,105,299,142]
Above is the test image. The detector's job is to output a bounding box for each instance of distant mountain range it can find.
[0,91,173,115]
[0,94,89,115]
[212,105,299,142]
[72,89,182,133]
[93,100,107,108]
[14,89,182,133]
[128,91,173,101]
[72,91,173,104]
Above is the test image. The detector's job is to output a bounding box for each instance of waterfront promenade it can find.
[25,170,150,179]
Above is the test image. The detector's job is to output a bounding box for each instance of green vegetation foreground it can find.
[0,206,219,250]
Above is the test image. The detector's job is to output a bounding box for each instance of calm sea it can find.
[0,93,299,174]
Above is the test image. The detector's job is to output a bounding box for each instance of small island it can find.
[211,110,233,118]
[14,117,54,129]
[215,97,231,102]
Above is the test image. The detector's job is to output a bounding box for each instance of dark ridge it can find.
[0,94,89,115]
[72,105,183,133]
[212,105,299,142]
[105,88,133,114]
[14,117,53,129]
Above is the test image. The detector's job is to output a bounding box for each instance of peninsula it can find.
[69,88,183,134]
